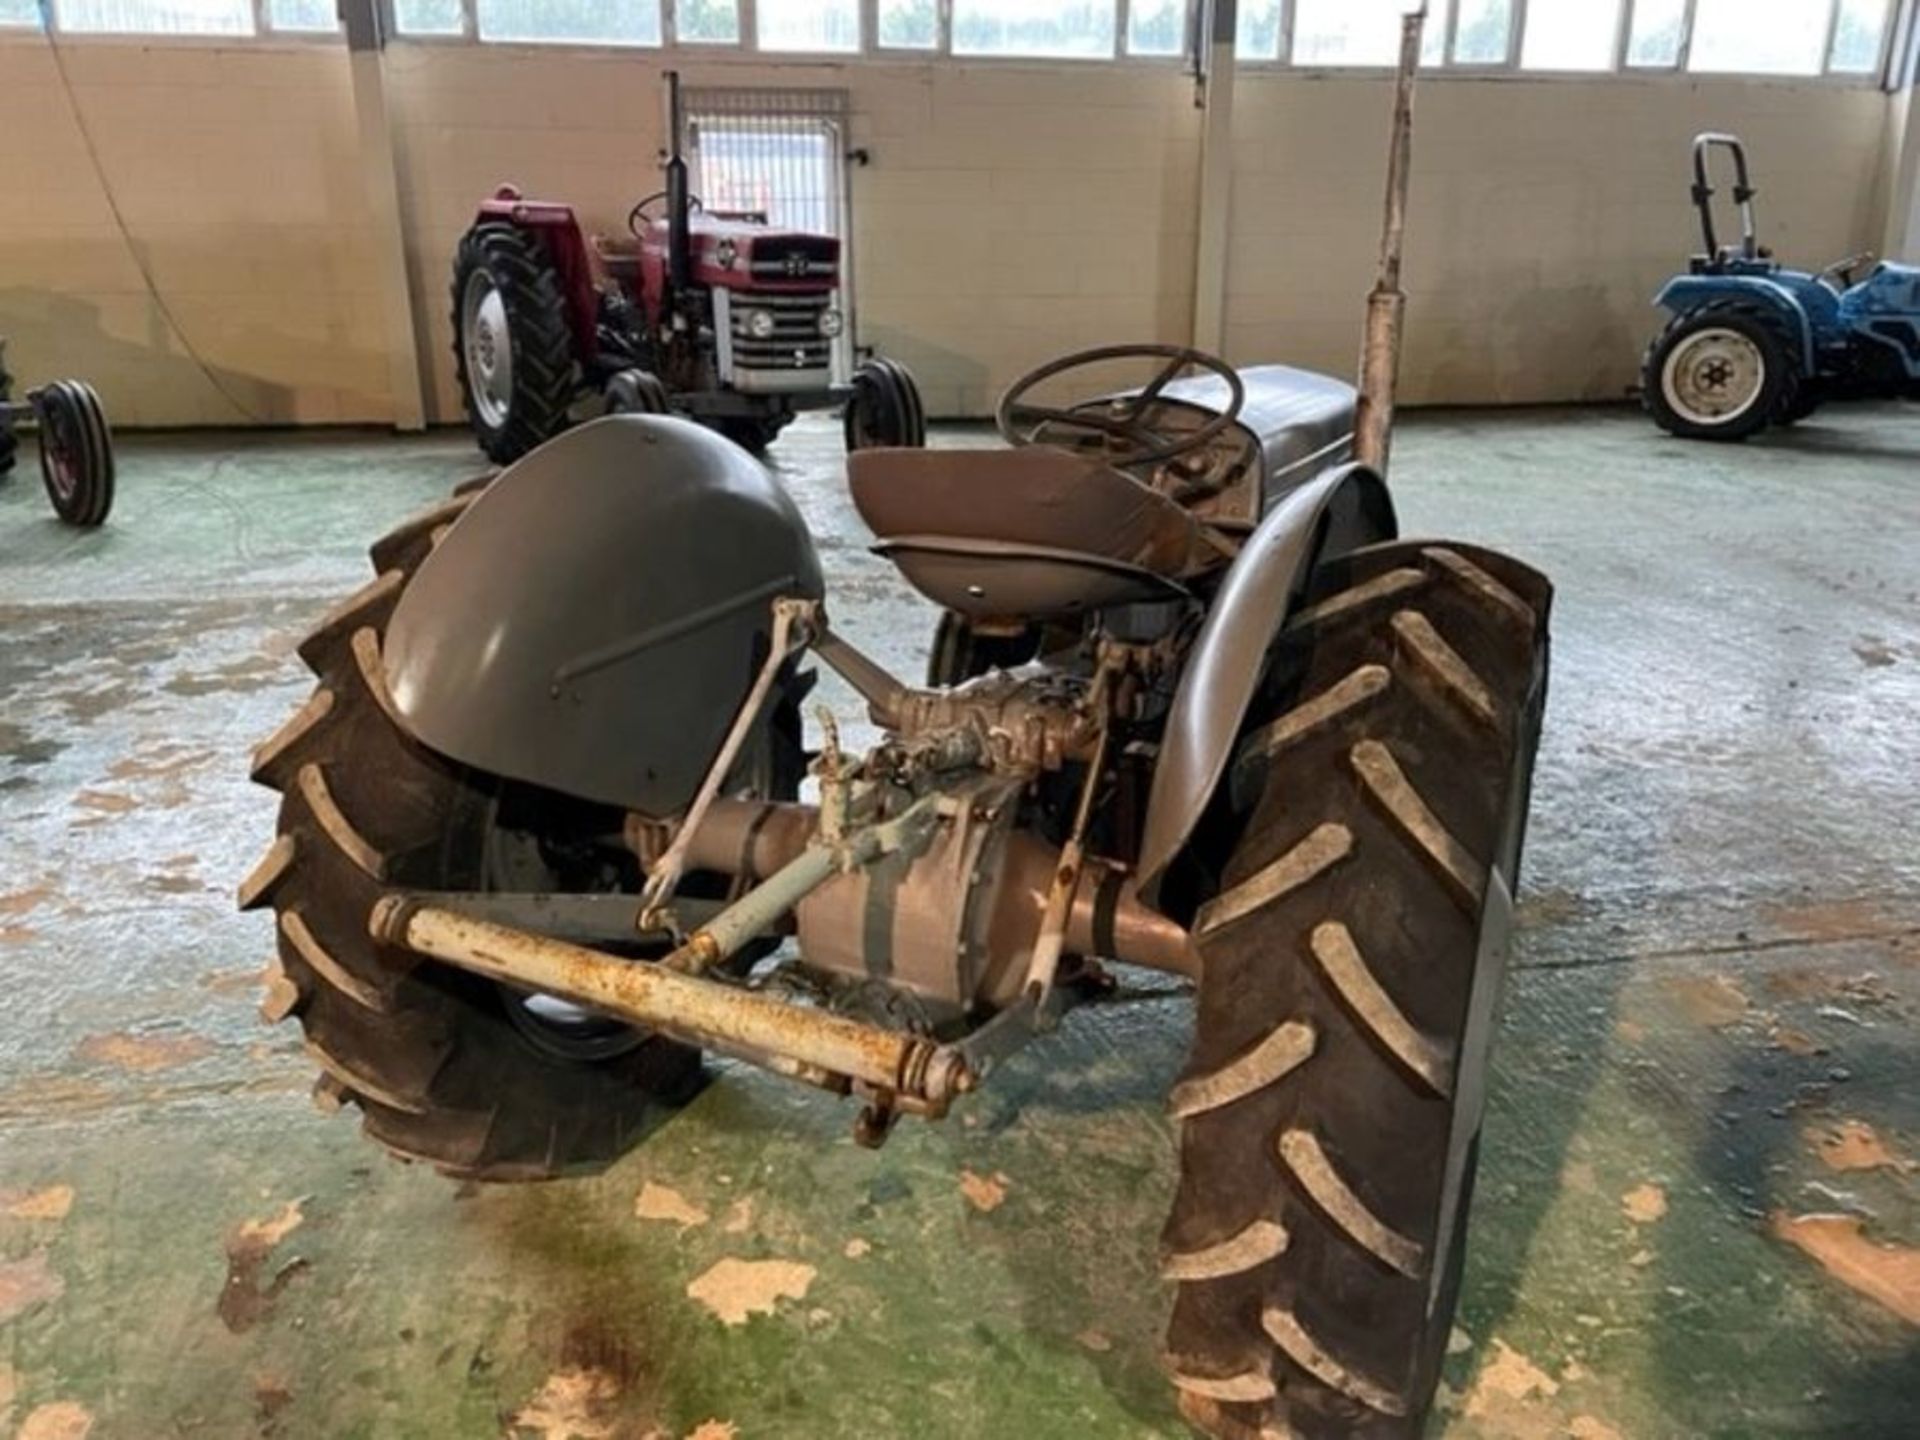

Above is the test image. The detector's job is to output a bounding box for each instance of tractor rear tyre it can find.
[716,412,795,454]
[845,357,926,451]
[1163,540,1550,1440]
[1642,304,1797,442]
[36,380,114,528]
[452,223,577,466]
[241,492,801,1179]
[1775,382,1822,426]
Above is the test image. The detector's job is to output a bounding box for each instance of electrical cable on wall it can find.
[34,0,268,423]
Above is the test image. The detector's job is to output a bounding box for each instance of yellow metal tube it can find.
[368,896,969,1103]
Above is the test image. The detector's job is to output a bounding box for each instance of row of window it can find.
[0,0,1897,80]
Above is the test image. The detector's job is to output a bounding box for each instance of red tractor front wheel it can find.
[845,357,926,451]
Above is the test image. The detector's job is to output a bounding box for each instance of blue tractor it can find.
[1642,133,1920,441]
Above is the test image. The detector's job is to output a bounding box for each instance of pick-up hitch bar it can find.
[370,889,978,1114]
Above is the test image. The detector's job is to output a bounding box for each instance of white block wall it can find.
[0,38,1895,425]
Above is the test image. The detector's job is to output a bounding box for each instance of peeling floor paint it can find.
[14,1402,94,1440]
[1620,1183,1668,1225]
[1770,1212,1920,1326]
[686,1259,817,1326]
[1462,1338,1560,1420]
[509,1367,625,1440]
[218,1199,308,1333]
[1663,973,1750,1028]
[1809,1119,1914,1174]
[72,1030,213,1073]
[2,1185,74,1221]
[633,1183,709,1230]
[0,1249,64,1324]
[958,1170,1010,1213]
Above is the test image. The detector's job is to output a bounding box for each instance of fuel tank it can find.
[383,415,823,816]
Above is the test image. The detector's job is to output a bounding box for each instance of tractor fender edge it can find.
[472,192,600,361]
[1654,276,1816,371]
[1135,462,1397,898]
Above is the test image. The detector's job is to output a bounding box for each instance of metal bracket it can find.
[637,596,816,933]
[1017,647,1124,1024]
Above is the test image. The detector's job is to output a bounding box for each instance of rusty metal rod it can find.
[1354,4,1426,476]
[368,894,971,1103]
[638,597,810,930]
[1022,660,1118,1011]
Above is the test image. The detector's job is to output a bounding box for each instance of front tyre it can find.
[1642,305,1794,442]
[844,357,926,451]
[451,223,577,466]
[716,412,794,454]
[1775,381,1822,426]
[604,368,672,417]
[0,346,16,477]
[36,380,114,527]
[1163,541,1550,1439]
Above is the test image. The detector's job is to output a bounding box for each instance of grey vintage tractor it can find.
[242,342,1550,1437]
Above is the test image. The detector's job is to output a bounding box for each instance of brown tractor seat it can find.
[849,447,1201,621]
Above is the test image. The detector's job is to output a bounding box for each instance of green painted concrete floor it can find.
[1,405,1917,1439]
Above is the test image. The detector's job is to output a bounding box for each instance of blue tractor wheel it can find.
[1642,304,1799,442]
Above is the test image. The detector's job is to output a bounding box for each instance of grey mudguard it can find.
[384,415,823,817]
[1135,461,1396,895]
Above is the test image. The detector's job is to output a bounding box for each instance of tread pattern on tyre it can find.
[241,488,705,1181]
[1640,300,1802,442]
[451,223,577,465]
[844,356,926,451]
[1161,540,1550,1439]
[36,380,115,527]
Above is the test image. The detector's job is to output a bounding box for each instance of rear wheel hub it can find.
[461,271,515,430]
[1663,327,1765,425]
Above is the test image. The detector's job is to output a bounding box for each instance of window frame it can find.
[0,0,1901,89]
[1234,0,1897,83]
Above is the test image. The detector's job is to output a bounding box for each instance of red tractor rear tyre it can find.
[1164,540,1550,1439]
[452,223,578,465]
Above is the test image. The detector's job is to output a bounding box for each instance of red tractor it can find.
[451,72,923,464]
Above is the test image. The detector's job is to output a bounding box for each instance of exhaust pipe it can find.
[1354,5,1427,476]
[663,69,692,291]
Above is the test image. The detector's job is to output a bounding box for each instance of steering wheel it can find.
[1819,251,1875,289]
[996,344,1245,468]
[628,191,703,238]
